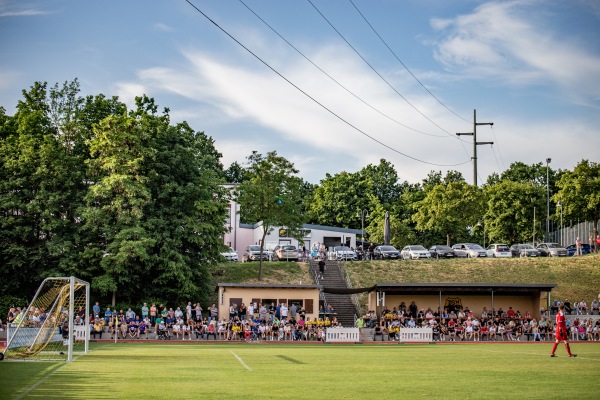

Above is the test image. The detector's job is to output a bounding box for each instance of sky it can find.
[1,0,599,185]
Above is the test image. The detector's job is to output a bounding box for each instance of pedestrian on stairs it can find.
[318,258,325,279]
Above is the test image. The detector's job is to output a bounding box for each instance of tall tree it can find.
[237,151,304,280]
[412,182,483,246]
[553,160,600,250]
[483,181,545,244]
[307,170,372,228]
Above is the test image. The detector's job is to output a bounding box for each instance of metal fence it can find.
[548,220,599,247]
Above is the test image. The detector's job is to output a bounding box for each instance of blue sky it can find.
[1,0,599,184]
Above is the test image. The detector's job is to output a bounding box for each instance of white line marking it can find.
[230,350,252,371]
[15,356,78,400]
[478,349,596,360]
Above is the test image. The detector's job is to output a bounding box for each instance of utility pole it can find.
[456,109,494,186]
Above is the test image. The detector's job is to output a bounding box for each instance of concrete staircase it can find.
[309,259,358,327]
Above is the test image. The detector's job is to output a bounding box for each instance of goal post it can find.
[1,276,90,362]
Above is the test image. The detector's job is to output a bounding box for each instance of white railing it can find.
[398,327,433,343]
[325,327,360,343]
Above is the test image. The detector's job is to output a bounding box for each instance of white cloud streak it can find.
[431,1,600,106]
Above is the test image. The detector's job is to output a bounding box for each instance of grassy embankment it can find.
[211,255,600,310]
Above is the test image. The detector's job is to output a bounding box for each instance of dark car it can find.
[429,245,456,259]
[509,244,540,258]
[565,243,592,256]
[536,243,568,257]
[373,245,401,260]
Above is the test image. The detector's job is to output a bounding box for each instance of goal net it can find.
[1,276,90,362]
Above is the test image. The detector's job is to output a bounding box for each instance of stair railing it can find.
[338,261,362,317]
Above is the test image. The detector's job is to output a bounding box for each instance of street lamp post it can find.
[477,221,486,248]
[356,209,369,245]
[557,201,563,245]
[546,158,551,242]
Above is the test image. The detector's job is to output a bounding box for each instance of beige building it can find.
[216,283,321,321]
[367,283,557,319]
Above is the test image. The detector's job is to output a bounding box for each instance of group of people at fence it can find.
[356,299,600,342]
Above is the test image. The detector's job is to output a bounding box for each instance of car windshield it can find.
[380,246,396,251]
[410,245,426,251]
[497,245,509,251]
[335,246,351,251]
[282,245,296,250]
[547,243,562,249]
[435,245,452,250]
[521,244,534,249]
[248,246,261,251]
[466,244,483,250]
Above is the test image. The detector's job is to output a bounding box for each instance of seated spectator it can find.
[455,323,465,341]
[372,322,386,341]
[578,300,588,315]
[92,319,104,339]
[138,320,148,339]
[127,321,138,339]
[182,321,192,340]
[480,324,488,341]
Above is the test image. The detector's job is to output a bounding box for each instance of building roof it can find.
[371,282,557,296]
[218,283,320,290]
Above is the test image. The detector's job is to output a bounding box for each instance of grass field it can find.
[1,342,599,399]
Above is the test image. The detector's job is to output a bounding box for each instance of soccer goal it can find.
[1,276,90,362]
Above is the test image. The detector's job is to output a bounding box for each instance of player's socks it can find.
[565,342,572,356]
[551,342,559,355]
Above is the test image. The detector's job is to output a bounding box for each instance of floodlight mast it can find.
[456,109,494,186]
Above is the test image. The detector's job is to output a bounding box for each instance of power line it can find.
[348,0,471,124]
[489,125,506,170]
[238,0,447,138]
[306,0,455,137]
[184,0,471,167]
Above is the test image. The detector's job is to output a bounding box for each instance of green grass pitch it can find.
[1,342,599,399]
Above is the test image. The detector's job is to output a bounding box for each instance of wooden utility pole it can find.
[456,109,494,186]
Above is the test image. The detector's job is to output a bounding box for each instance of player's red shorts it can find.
[555,326,568,341]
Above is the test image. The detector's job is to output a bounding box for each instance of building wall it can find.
[368,292,545,319]
[217,286,321,321]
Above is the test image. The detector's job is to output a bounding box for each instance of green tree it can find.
[307,170,371,228]
[553,160,600,250]
[0,81,89,297]
[237,151,305,280]
[412,182,483,246]
[482,181,545,244]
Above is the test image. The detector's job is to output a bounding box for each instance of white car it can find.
[220,247,239,262]
[401,245,431,260]
[452,243,487,258]
[486,244,512,258]
[330,246,357,261]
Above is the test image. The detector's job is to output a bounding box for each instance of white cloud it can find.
[431,1,600,105]
[0,0,50,17]
[153,22,173,32]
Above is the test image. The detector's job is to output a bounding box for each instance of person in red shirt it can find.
[551,304,576,357]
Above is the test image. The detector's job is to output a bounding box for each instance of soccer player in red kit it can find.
[550,304,576,357]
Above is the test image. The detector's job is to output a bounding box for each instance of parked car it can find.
[330,246,358,261]
[401,245,431,260]
[242,245,269,262]
[565,243,592,256]
[486,244,512,258]
[429,245,456,259]
[452,243,487,258]
[536,243,568,257]
[220,247,239,262]
[272,244,299,261]
[373,245,401,260]
[509,243,540,258]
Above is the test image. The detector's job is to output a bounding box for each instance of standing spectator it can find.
[575,237,582,256]
[259,303,268,322]
[93,302,101,317]
[289,303,298,320]
[281,303,289,321]
[550,304,576,357]
[247,303,254,320]
[590,235,594,252]
[209,304,218,323]
[150,304,158,327]
[186,302,193,321]
[141,303,149,321]
[596,235,600,253]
